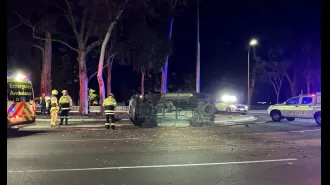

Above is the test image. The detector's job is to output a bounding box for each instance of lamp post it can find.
[196,0,200,93]
[247,38,258,108]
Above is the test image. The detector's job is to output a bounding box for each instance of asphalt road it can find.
[7,113,320,185]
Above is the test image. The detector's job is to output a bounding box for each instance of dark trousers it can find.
[106,114,115,124]
[41,106,47,115]
[60,109,70,124]
[47,107,51,115]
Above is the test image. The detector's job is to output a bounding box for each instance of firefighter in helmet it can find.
[50,90,60,127]
[59,90,73,125]
[103,93,117,129]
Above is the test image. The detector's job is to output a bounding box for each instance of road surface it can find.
[7,113,320,185]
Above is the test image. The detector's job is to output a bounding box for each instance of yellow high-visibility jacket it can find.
[103,96,117,115]
[50,96,59,110]
[59,95,73,110]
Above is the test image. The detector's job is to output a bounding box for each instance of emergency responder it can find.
[59,90,73,125]
[103,93,117,129]
[40,93,47,115]
[50,90,60,127]
[47,97,51,115]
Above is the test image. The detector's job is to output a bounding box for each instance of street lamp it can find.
[249,39,258,46]
[247,38,258,108]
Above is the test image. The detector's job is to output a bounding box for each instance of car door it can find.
[281,97,301,117]
[298,96,315,118]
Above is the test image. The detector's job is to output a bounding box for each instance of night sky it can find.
[7,0,320,102]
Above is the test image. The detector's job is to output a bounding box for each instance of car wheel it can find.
[286,117,295,121]
[314,112,321,126]
[270,111,282,122]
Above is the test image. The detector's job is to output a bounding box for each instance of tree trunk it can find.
[106,57,112,96]
[40,31,52,95]
[78,51,89,115]
[97,12,122,113]
[161,17,174,94]
[97,31,110,114]
[141,68,145,96]
[285,71,298,97]
[306,59,311,94]
[276,92,280,104]
[306,73,311,94]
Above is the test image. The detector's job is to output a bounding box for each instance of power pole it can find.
[196,0,200,93]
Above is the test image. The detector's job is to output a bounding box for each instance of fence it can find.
[36,105,269,113]
[36,106,129,113]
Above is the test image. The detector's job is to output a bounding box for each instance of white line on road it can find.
[8,158,297,173]
[289,129,321,133]
[7,138,140,143]
[244,129,321,135]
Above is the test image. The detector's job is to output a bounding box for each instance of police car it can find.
[268,92,321,125]
[215,95,248,114]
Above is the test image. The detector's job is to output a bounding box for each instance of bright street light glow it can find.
[221,95,237,102]
[249,39,258,46]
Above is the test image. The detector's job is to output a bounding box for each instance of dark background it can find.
[7,0,320,103]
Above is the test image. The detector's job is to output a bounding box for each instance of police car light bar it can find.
[7,73,30,80]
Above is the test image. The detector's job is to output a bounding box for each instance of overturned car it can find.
[128,92,215,127]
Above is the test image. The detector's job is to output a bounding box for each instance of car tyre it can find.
[286,117,295,121]
[270,111,282,122]
[314,112,321,126]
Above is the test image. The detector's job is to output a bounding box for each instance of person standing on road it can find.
[47,97,51,115]
[50,90,60,127]
[103,93,117,130]
[40,93,47,115]
[59,90,73,125]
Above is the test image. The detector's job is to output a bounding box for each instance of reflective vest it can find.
[103,96,117,115]
[59,95,73,110]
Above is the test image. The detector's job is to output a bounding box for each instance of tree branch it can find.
[16,12,79,53]
[86,40,101,53]
[8,23,23,32]
[64,0,80,38]
[32,44,45,52]
[269,78,278,95]
[285,72,293,86]
[88,64,108,81]
[80,8,87,38]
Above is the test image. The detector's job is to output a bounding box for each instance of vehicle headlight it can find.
[245,105,248,110]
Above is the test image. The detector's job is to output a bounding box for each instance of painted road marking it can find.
[7,138,140,143]
[8,158,297,173]
[244,129,321,135]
